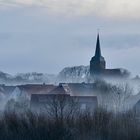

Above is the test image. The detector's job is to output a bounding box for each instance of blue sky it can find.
[0,0,140,76]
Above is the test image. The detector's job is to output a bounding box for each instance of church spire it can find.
[95,33,101,58]
[90,32,106,78]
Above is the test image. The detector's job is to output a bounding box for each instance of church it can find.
[90,34,129,79]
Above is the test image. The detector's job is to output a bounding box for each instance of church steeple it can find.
[90,33,106,78]
[95,34,101,58]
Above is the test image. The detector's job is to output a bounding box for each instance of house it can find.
[30,94,98,113]
[122,93,140,111]
[133,100,140,113]
[30,85,98,112]
[11,84,57,101]
[0,85,16,110]
[0,85,16,96]
[132,93,140,113]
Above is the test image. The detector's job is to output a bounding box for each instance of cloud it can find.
[0,0,140,75]
[0,0,140,18]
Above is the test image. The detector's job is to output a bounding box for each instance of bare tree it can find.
[110,83,133,112]
[95,80,133,112]
[43,95,79,121]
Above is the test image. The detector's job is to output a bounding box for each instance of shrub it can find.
[0,108,139,140]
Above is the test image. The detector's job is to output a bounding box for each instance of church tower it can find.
[90,34,106,78]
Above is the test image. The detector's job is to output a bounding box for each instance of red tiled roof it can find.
[18,84,57,95]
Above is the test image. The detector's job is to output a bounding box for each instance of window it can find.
[81,104,86,110]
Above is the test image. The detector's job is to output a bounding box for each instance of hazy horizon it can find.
[0,0,140,76]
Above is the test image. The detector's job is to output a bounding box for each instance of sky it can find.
[0,0,140,76]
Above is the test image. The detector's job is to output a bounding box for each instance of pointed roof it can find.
[95,34,101,58]
[48,85,67,95]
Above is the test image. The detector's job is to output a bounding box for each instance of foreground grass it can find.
[0,109,139,140]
